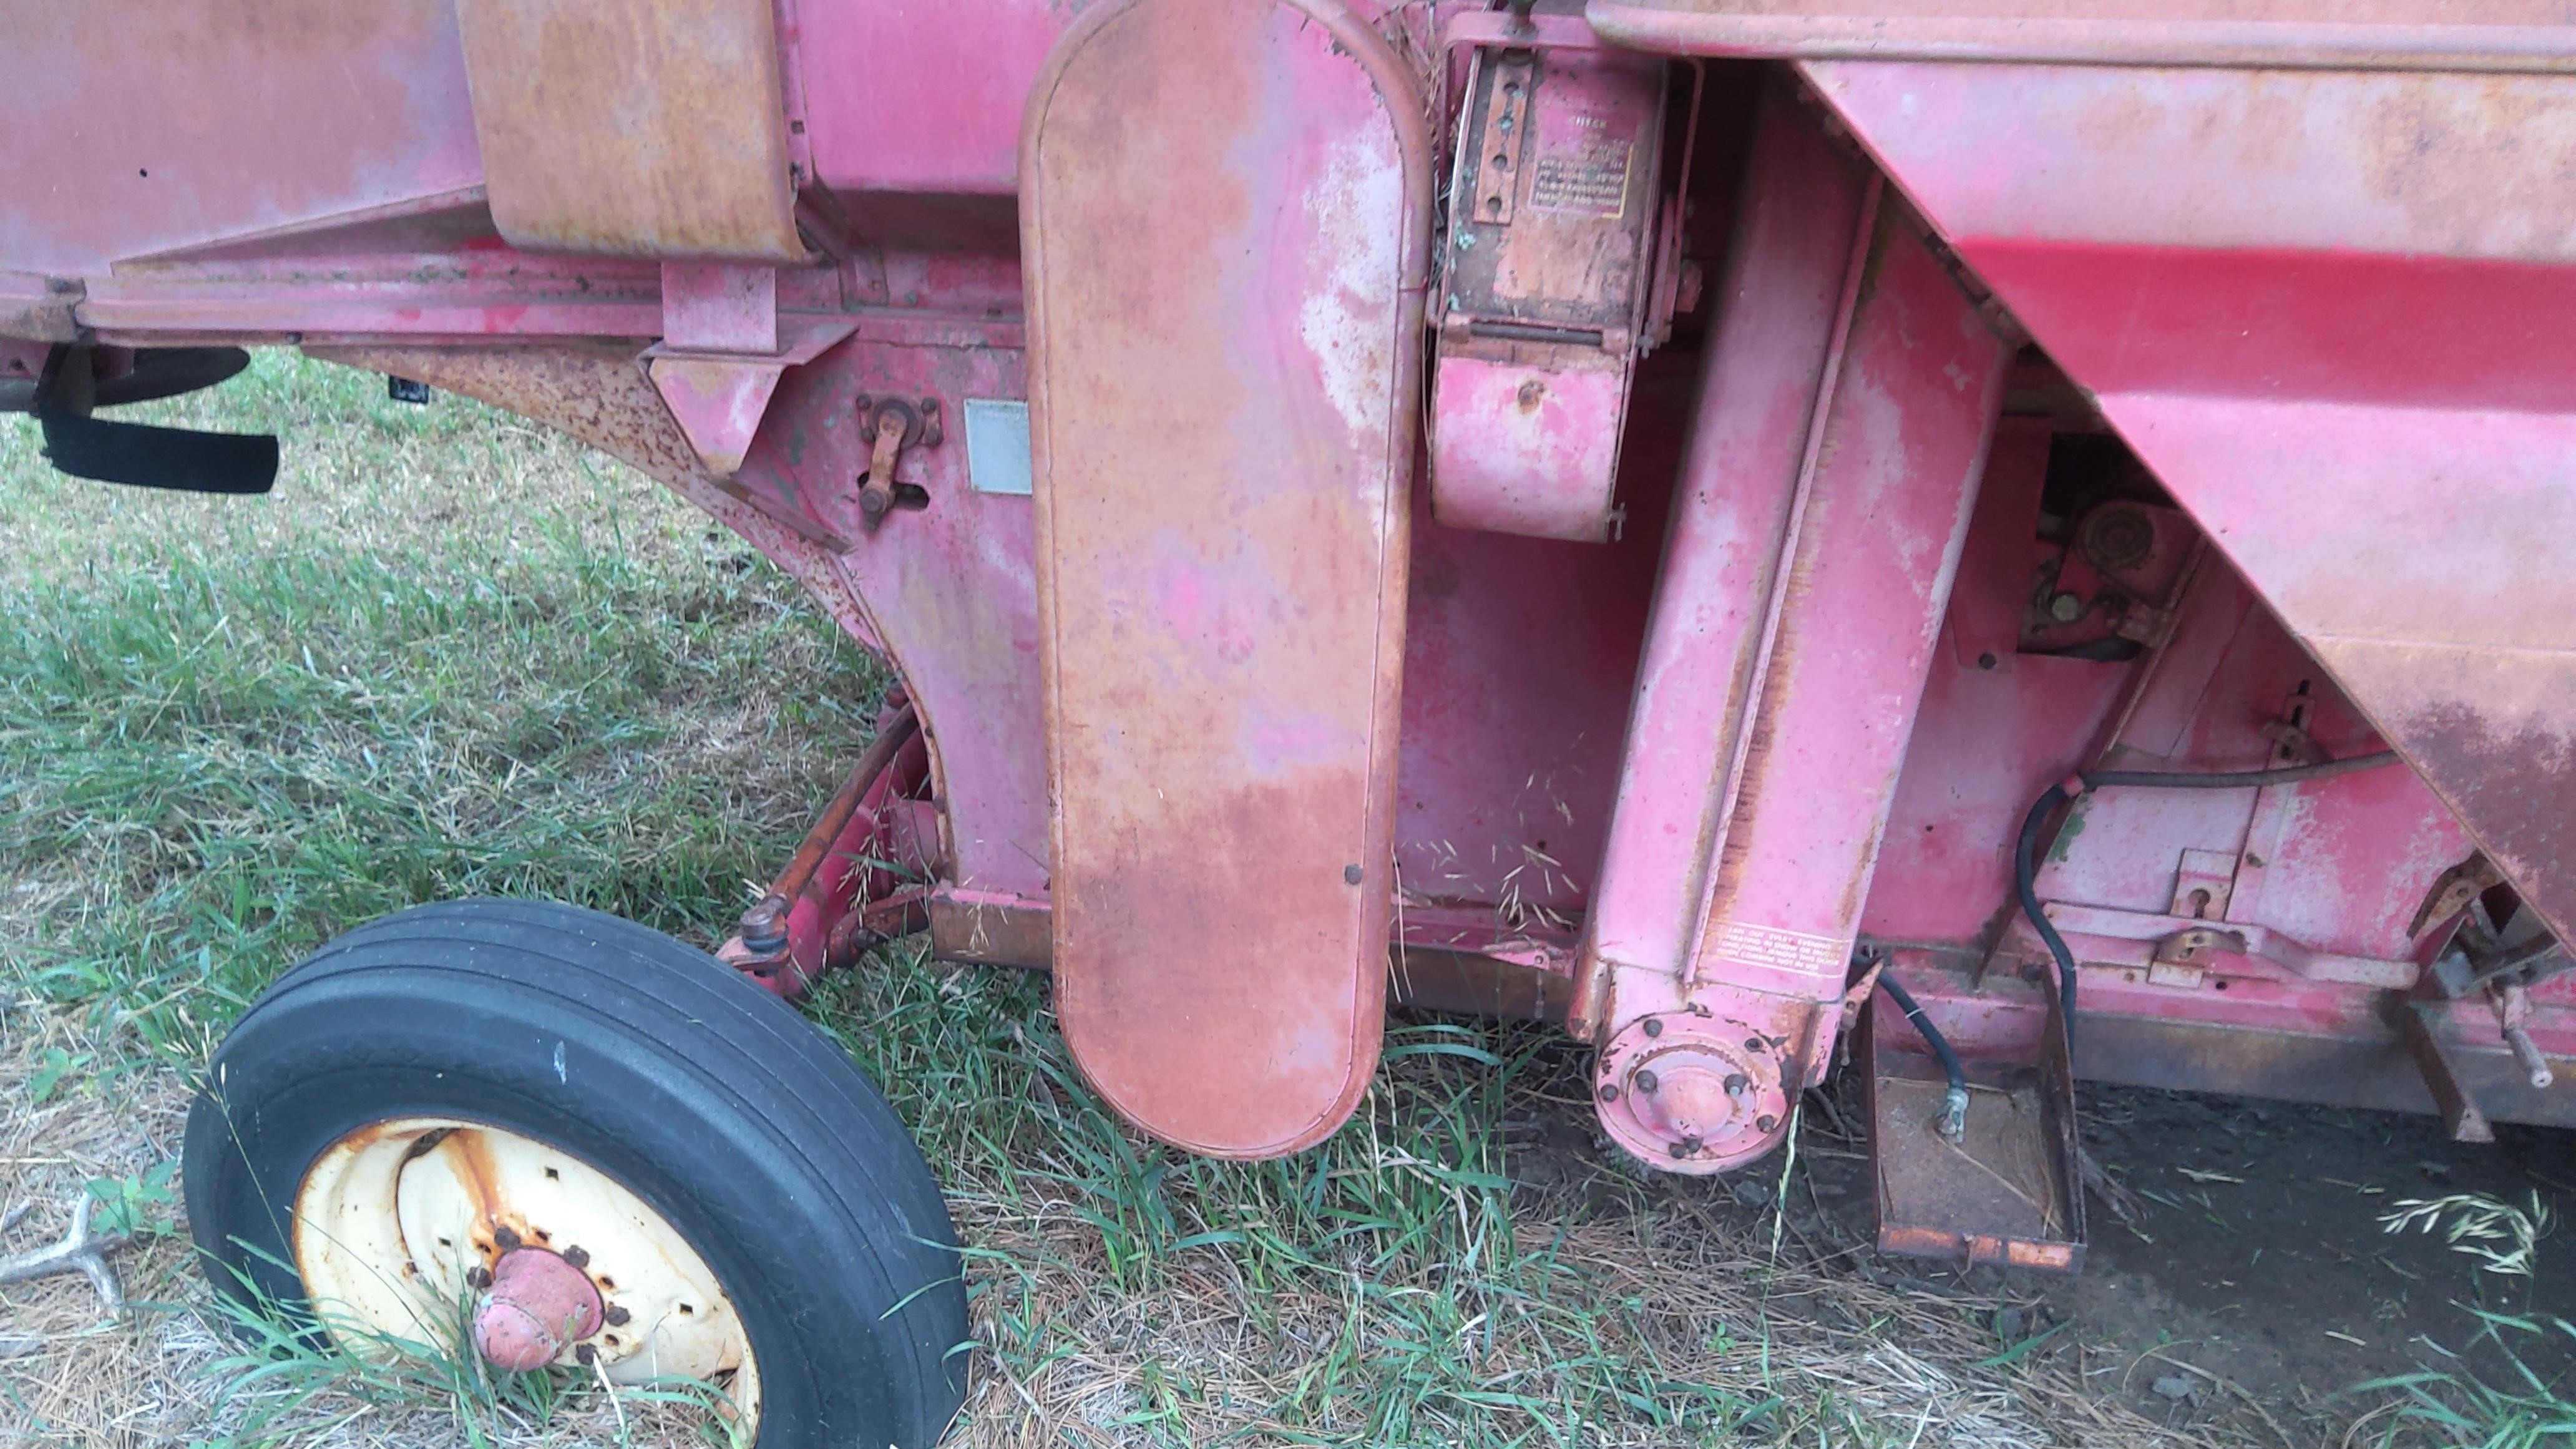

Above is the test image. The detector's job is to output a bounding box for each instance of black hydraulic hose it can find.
[2079,750,2398,791]
[2012,749,2404,1026]
[1877,968,1968,1141]
[2016,784,2082,1018]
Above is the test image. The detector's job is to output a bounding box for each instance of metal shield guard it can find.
[1021,0,1430,1156]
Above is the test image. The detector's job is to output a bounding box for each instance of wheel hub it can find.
[293,1116,758,1422]
[473,1246,605,1372]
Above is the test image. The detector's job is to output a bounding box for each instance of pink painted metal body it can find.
[13,0,2576,1244]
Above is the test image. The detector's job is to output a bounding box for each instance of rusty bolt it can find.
[1597,1083,1619,1103]
[492,1226,522,1252]
[739,895,791,955]
[1634,1068,1659,1093]
[560,1246,589,1269]
[1755,1114,1780,1133]
[1642,1017,1663,1038]
[1724,1073,1748,1097]
[604,1304,631,1327]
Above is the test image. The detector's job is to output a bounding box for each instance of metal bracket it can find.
[853,394,940,532]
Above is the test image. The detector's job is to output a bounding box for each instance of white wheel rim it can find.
[293,1116,760,1428]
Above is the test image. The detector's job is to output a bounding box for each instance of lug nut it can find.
[1634,1069,1659,1093]
[1755,1114,1780,1133]
[560,1246,589,1269]
[1642,1017,1664,1038]
[492,1226,522,1252]
[1597,1083,1620,1103]
[604,1304,631,1327]
[1725,1073,1748,1097]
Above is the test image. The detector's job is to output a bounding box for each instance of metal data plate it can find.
[1443,46,1667,340]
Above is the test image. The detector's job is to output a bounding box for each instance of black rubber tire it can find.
[183,899,968,1448]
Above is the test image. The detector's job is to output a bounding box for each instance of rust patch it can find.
[2359,74,2576,258]
[454,0,804,259]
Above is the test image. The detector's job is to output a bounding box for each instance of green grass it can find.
[0,354,879,1067]
[2,353,2167,1447]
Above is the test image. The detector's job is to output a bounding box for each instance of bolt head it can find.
[2047,590,2085,623]
[1634,1068,1660,1094]
[1597,1083,1619,1103]
[560,1246,589,1269]
[1642,1017,1664,1038]
[492,1226,522,1252]
[1755,1114,1780,1134]
[603,1304,631,1327]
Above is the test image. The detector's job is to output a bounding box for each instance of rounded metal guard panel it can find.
[1022,0,1431,1156]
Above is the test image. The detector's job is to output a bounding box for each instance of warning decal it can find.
[1707,919,1848,977]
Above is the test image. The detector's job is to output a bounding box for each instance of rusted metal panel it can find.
[751,339,1053,905]
[1574,81,1874,1025]
[1574,77,2007,1174]
[1866,996,2084,1273]
[1589,0,2576,72]
[1803,61,2576,957]
[1807,65,2576,268]
[1872,947,2576,1132]
[1023,0,1432,1158]
[0,274,82,343]
[1428,41,1669,543]
[927,889,1055,970]
[453,0,805,261]
[0,1,483,277]
[1677,201,2008,1006]
[795,0,1076,250]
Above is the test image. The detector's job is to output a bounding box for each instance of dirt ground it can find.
[2042,1086,2576,1428]
[1500,1022,2576,1445]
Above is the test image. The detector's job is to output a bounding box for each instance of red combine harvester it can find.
[8,1,2574,1443]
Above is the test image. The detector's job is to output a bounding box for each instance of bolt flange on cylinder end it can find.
[1593,1012,1793,1174]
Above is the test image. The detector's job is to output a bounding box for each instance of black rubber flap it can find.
[39,409,278,495]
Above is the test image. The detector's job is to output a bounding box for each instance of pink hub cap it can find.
[472,1246,605,1372]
